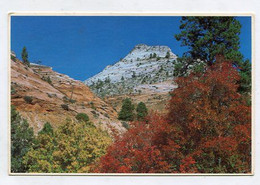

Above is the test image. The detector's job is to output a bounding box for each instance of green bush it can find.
[69,99,76,104]
[24,96,33,104]
[61,104,69,111]
[76,113,89,123]
[173,61,185,76]
[38,122,54,136]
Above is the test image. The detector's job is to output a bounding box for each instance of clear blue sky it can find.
[11,16,251,81]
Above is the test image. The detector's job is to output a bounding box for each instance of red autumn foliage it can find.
[94,113,180,173]
[167,59,251,173]
[95,57,251,173]
[180,156,197,173]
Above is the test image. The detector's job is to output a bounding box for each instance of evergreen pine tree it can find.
[21,46,30,66]
[136,102,148,121]
[174,16,251,93]
[175,17,243,65]
[118,98,135,121]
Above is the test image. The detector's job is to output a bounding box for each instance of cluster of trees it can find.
[174,17,251,94]
[118,98,148,122]
[11,110,111,173]
[95,58,251,173]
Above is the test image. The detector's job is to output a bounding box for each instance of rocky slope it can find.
[84,44,178,112]
[85,44,177,97]
[11,55,123,133]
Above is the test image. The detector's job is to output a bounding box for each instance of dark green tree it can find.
[174,16,251,93]
[11,105,34,172]
[21,46,30,66]
[24,96,33,104]
[136,102,148,121]
[237,59,251,94]
[175,17,243,65]
[118,98,135,121]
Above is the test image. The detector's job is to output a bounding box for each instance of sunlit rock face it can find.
[85,44,178,97]
[11,54,124,134]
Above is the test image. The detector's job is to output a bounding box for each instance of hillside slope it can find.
[11,56,123,133]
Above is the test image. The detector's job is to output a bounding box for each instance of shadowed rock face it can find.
[11,58,124,134]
